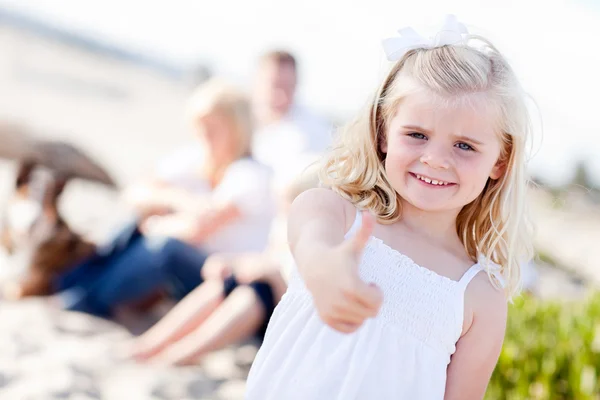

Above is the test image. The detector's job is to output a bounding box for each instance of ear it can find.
[490,159,506,180]
[379,135,388,154]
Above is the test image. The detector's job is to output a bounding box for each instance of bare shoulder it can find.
[463,272,508,335]
[291,188,356,230]
[293,187,349,208]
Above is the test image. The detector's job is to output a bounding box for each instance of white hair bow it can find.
[382,15,469,61]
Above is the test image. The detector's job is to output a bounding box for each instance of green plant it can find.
[486,292,600,399]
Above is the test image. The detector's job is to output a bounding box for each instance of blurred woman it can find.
[54,79,274,318]
[128,164,320,365]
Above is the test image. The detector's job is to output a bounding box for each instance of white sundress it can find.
[245,210,502,400]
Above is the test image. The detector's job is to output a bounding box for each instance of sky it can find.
[0,0,598,185]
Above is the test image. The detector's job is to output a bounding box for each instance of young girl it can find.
[245,15,533,400]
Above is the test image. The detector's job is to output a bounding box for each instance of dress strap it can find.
[458,257,506,291]
[457,263,484,291]
[344,209,362,239]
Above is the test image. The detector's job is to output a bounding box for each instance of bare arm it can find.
[444,276,508,400]
[288,188,353,279]
[287,188,383,333]
[122,180,211,217]
[186,201,241,243]
[141,200,241,246]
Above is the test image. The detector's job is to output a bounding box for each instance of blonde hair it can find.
[186,78,254,159]
[320,36,533,297]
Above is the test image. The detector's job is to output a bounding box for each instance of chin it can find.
[400,194,458,213]
[408,203,452,213]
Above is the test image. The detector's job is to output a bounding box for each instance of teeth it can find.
[416,174,449,186]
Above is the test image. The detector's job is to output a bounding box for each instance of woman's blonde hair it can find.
[320,36,533,297]
[186,78,254,159]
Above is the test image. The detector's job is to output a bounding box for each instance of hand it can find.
[233,254,278,284]
[201,254,233,281]
[201,253,278,283]
[303,211,383,334]
[123,184,196,215]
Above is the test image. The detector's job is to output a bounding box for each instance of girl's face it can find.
[381,88,505,214]
[195,112,238,163]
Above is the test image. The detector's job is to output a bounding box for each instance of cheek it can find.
[384,141,427,181]
[456,156,496,188]
[384,137,418,163]
[384,150,413,176]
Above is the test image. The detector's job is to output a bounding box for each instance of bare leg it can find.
[150,285,265,366]
[130,280,225,361]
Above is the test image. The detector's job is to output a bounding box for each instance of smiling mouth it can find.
[410,173,455,187]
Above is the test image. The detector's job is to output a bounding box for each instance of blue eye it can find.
[455,142,474,151]
[408,132,427,140]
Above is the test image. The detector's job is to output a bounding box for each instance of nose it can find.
[419,145,451,170]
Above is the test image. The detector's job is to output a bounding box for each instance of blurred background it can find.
[0,0,598,399]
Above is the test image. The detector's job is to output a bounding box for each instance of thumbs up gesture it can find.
[303,211,384,334]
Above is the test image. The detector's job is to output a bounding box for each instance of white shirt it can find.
[155,145,274,254]
[252,105,332,192]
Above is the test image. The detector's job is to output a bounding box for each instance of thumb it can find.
[348,211,374,255]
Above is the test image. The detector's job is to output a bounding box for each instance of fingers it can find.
[201,256,232,280]
[310,210,382,335]
[348,282,383,313]
[319,281,383,334]
[320,309,362,334]
[329,321,362,334]
[347,211,374,256]
[323,305,373,334]
[233,271,253,284]
[339,284,382,319]
[202,266,231,281]
[331,302,375,325]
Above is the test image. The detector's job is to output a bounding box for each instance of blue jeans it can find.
[55,221,208,317]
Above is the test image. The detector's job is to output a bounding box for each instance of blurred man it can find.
[251,50,332,197]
